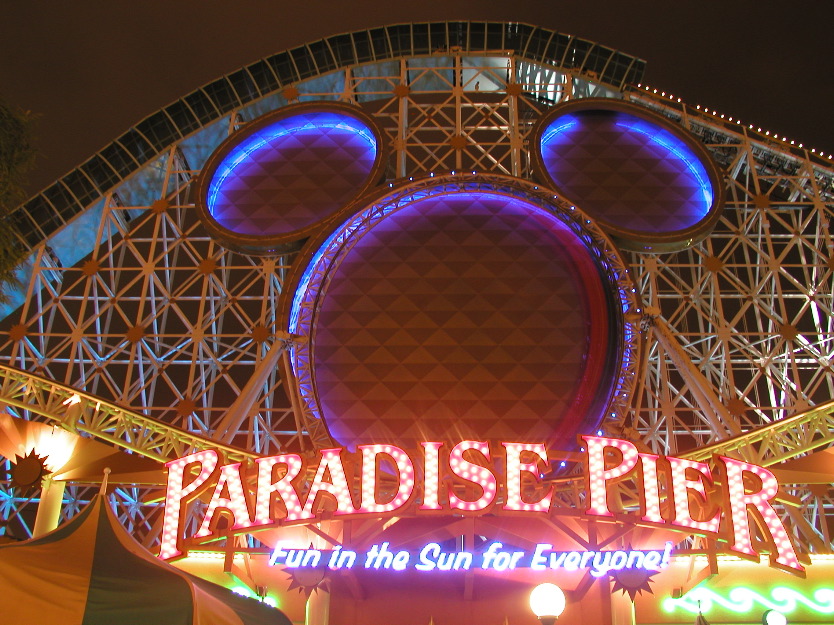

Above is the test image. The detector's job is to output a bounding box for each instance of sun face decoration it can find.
[9,449,49,490]
[275,543,329,599]
[610,563,659,601]
[283,561,328,599]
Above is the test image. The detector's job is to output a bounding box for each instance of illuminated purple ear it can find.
[532,99,724,253]
[195,102,386,254]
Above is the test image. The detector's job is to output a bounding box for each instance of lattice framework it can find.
[0,49,832,557]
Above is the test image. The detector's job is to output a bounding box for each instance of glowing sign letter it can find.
[195,462,254,538]
[502,442,553,512]
[720,456,802,572]
[419,442,444,510]
[300,448,356,519]
[448,441,497,512]
[530,543,553,570]
[583,436,639,516]
[357,444,415,514]
[254,454,304,525]
[160,450,218,559]
[668,457,720,534]
[416,543,442,571]
[639,453,664,523]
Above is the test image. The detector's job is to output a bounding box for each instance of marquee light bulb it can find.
[503,442,553,512]
[583,436,639,516]
[420,442,444,510]
[160,450,219,559]
[639,453,664,523]
[357,444,415,514]
[195,461,255,538]
[721,457,801,569]
[158,439,806,575]
[300,448,356,518]
[668,457,721,533]
[448,441,497,512]
[254,454,304,524]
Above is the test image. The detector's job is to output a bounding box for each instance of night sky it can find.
[2,1,832,196]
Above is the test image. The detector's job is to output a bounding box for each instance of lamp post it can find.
[530,583,566,625]
[762,610,787,625]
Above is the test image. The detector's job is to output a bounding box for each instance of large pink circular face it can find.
[291,186,625,450]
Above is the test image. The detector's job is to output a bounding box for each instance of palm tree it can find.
[0,99,37,304]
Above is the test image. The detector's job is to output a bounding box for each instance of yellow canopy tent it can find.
[0,493,292,625]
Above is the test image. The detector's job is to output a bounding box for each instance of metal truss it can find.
[0,45,832,558]
[623,91,834,459]
[9,22,644,253]
[0,363,261,464]
[2,166,304,455]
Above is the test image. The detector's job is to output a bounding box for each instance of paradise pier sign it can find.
[159,436,803,576]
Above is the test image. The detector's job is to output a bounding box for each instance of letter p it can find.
[583,436,639,517]
[160,450,218,559]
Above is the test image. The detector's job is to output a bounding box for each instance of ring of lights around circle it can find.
[284,176,641,451]
[531,98,725,253]
[195,101,386,255]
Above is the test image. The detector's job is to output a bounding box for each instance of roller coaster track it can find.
[0,364,258,465]
[2,363,833,472]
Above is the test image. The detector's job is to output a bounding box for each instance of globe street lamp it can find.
[762,610,787,625]
[530,583,566,625]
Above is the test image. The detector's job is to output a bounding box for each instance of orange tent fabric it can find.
[0,495,291,625]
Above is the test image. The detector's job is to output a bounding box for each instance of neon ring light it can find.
[532,99,725,252]
[195,102,385,254]
[283,176,640,452]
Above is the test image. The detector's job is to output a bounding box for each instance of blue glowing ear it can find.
[533,98,724,253]
[195,102,385,255]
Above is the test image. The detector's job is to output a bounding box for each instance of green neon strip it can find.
[663,587,834,616]
[231,586,254,599]
[229,585,280,609]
